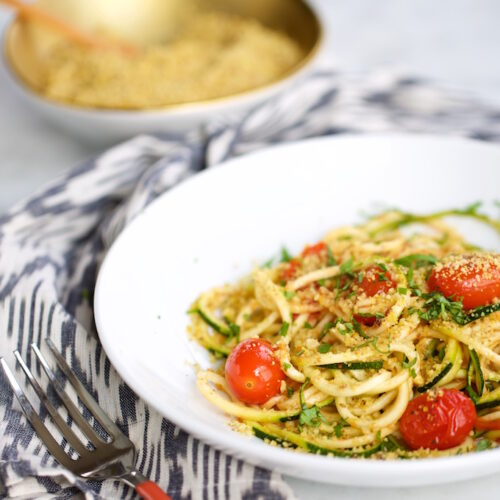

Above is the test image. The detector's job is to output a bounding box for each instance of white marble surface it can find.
[1,0,500,213]
[1,1,500,498]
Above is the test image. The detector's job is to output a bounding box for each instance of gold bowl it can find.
[2,0,322,143]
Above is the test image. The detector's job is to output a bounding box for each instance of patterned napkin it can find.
[1,70,500,500]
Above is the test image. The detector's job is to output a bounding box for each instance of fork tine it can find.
[0,357,76,470]
[31,343,104,446]
[44,339,124,439]
[14,351,89,456]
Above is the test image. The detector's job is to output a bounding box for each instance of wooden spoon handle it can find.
[0,0,136,54]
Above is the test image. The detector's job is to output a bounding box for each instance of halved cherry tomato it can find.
[358,266,396,297]
[302,242,327,257]
[225,339,285,405]
[475,416,500,431]
[282,259,301,280]
[399,389,476,450]
[428,255,500,310]
[353,313,378,327]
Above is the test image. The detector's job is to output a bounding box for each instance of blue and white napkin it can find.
[1,70,500,499]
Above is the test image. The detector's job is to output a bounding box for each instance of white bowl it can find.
[1,0,323,145]
[95,134,500,487]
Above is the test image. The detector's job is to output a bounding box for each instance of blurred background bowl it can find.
[2,0,322,145]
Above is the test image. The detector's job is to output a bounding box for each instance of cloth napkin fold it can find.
[1,70,500,500]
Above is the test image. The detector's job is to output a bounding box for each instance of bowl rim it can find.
[1,0,324,116]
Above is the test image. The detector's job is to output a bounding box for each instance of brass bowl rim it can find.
[1,1,323,116]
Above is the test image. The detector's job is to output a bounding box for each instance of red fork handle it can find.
[136,480,171,500]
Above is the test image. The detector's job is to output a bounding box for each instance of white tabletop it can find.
[1,1,500,497]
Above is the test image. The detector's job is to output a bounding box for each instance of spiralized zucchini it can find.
[187,208,500,458]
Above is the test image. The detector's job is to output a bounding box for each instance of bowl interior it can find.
[4,0,321,107]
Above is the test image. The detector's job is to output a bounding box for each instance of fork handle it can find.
[121,470,171,500]
[135,480,171,500]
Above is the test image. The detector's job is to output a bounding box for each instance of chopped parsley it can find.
[280,247,293,263]
[339,257,354,275]
[417,291,466,323]
[326,245,337,266]
[476,438,494,451]
[279,322,290,337]
[283,290,296,301]
[262,257,275,268]
[318,343,331,354]
[321,360,384,370]
[304,322,313,329]
[283,362,291,371]
[336,319,354,335]
[402,357,417,378]
[351,317,370,339]
[377,262,388,272]
[353,333,392,355]
[397,287,408,295]
[333,417,348,438]
[224,318,241,342]
[319,321,335,340]
[394,254,437,268]
[286,385,295,397]
[298,379,325,429]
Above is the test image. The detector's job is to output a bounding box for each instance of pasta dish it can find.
[188,206,500,458]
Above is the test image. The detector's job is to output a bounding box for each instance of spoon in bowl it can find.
[0,0,137,54]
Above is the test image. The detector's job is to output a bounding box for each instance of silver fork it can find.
[1,339,170,500]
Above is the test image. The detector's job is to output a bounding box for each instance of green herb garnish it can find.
[339,257,354,275]
[280,247,293,263]
[402,357,417,378]
[333,417,348,438]
[318,343,331,354]
[394,254,437,268]
[319,322,335,340]
[476,438,494,451]
[280,322,290,337]
[326,245,337,266]
[298,379,325,429]
[321,360,384,370]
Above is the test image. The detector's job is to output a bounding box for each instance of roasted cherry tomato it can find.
[399,389,476,450]
[358,265,396,297]
[282,259,301,280]
[225,339,285,405]
[475,416,500,431]
[302,242,327,257]
[428,255,500,310]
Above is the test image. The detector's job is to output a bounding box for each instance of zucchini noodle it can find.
[187,208,500,459]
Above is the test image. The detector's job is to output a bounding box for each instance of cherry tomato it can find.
[358,265,396,297]
[225,339,285,405]
[353,313,378,327]
[428,255,500,310]
[302,242,327,257]
[399,389,476,450]
[475,416,500,431]
[282,259,301,280]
